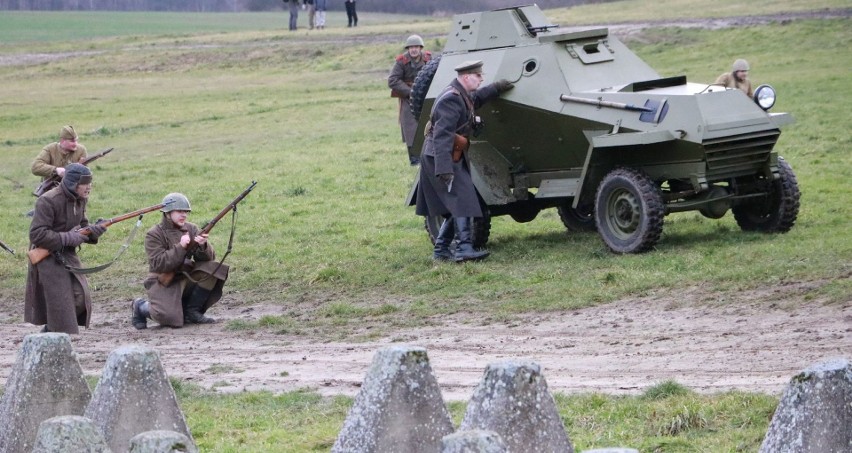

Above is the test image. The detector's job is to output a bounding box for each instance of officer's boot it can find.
[453,217,490,262]
[183,287,217,324]
[131,298,150,330]
[432,217,455,261]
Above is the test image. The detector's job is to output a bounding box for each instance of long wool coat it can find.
[388,51,432,147]
[143,217,228,327]
[31,143,88,179]
[25,185,96,334]
[415,78,499,218]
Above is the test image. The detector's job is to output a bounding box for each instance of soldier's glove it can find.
[438,173,454,187]
[493,79,515,94]
[59,231,87,248]
[87,220,107,240]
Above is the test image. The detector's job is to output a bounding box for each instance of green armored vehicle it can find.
[407,5,799,253]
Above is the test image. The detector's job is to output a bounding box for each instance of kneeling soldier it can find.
[132,193,228,329]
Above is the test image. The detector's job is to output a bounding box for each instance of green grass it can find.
[0,3,849,450]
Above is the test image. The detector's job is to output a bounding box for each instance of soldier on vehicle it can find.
[25,163,107,334]
[132,193,229,330]
[715,59,754,97]
[388,34,433,165]
[414,60,514,262]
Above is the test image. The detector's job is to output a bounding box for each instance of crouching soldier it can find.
[131,193,228,329]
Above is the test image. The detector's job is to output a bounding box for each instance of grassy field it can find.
[0,1,850,451]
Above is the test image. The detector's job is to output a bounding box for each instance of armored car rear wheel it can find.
[425,212,491,249]
[594,168,664,253]
[410,55,442,121]
[732,157,800,233]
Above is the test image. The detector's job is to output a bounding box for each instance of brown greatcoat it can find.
[143,217,228,327]
[388,50,432,149]
[714,72,753,97]
[31,142,88,179]
[25,185,97,334]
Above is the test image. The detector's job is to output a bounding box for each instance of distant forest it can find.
[0,0,611,14]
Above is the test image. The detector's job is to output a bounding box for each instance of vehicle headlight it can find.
[754,84,776,111]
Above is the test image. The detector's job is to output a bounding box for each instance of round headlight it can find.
[754,84,776,111]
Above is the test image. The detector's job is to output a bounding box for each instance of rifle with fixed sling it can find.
[27,200,173,265]
[157,181,257,286]
[32,147,114,197]
[0,239,13,255]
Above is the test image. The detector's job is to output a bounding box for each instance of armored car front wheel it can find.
[732,157,800,233]
[594,168,665,253]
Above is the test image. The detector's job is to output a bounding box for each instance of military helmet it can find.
[405,34,424,48]
[161,193,191,212]
[732,59,750,72]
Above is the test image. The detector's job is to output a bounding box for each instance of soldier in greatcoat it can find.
[25,163,106,334]
[714,58,754,97]
[388,34,432,165]
[31,125,88,182]
[131,193,228,329]
[414,60,514,262]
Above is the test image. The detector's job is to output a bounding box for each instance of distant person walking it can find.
[285,0,299,31]
[315,0,327,29]
[304,0,315,29]
[715,58,753,97]
[345,0,358,27]
[388,34,432,165]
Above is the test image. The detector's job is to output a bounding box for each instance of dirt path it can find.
[2,283,849,401]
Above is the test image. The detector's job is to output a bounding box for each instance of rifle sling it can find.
[182,205,238,284]
[64,215,145,275]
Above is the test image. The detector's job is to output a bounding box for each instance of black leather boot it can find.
[131,298,150,330]
[453,217,490,262]
[432,217,455,261]
[183,287,216,324]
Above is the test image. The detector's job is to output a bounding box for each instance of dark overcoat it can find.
[415,78,499,218]
[388,51,432,147]
[143,217,228,327]
[25,185,97,334]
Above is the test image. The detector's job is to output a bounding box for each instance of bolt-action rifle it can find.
[27,200,173,265]
[32,147,114,197]
[0,239,13,255]
[157,181,257,286]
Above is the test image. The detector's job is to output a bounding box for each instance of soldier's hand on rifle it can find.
[180,233,192,249]
[59,231,86,248]
[55,167,66,177]
[87,220,107,240]
[194,233,208,247]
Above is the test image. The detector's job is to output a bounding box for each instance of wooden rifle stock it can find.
[32,147,114,197]
[27,200,173,265]
[157,181,257,287]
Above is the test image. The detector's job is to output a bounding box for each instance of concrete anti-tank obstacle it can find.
[84,345,196,452]
[460,360,574,453]
[332,345,454,452]
[0,333,92,453]
[129,430,198,453]
[441,430,507,453]
[759,357,852,453]
[31,415,112,453]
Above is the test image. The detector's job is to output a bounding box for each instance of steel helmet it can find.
[161,193,191,212]
[405,34,424,48]
[732,59,750,72]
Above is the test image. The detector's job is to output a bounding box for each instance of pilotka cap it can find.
[454,60,484,74]
[60,125,77,141]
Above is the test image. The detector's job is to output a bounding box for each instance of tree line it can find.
[0,0,606,13]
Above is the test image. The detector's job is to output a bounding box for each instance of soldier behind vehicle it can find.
[389,34,432,166]
[715,58,754,97]
[131,193,229,330]
[25,163,107,334]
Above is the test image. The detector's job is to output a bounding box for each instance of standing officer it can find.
[131,193,228,329]
[388,34,432,165]
[31,125,88,184]
[25,163,106,334]
[414,60,514,262]
[715,59,753,97]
